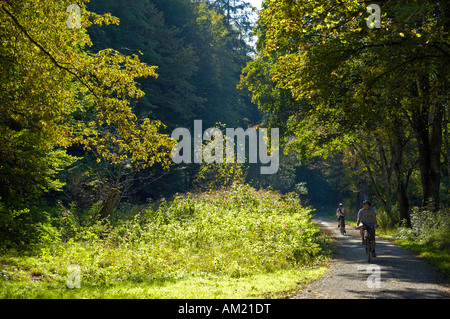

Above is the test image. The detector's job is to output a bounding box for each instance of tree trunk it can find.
[99,187,121,219]
[409,76,443,211]
[429,102,444,210]
[444,105,450,201]
[354,160,365,211]
[226,0,231,27]
[391,123,410,226]
[378,141,392,214]
[445,105,450,181]
[362,155,390,214]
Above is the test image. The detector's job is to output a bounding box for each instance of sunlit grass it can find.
[0,184,332,299]
[0,267,328,299]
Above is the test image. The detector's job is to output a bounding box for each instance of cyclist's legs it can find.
[367,228,376,250]
[359,228,365,240]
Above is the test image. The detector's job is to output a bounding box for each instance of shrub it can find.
[398,207,450,249]
[376,207,400,229]
[1,183,330,289]
[0,203,61,253]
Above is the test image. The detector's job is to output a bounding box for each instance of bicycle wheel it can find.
[366,238,371,263]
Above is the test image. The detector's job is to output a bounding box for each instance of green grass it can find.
[0,183,332,299]
[0,266,328,299]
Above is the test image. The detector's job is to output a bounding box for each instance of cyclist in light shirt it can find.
[336,203,346,234]
[356,200,379,257]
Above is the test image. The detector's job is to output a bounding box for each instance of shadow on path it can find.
[291,214,449,299]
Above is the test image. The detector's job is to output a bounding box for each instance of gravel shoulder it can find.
[291,215,450,299]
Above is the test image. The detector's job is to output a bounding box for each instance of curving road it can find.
[291,215,450,299]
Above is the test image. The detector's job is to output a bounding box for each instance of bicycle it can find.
[356,224,375,263]
[338,216,346,235]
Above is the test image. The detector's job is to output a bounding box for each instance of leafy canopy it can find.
[0,0,175,202]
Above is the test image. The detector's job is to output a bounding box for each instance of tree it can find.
[88,0,204,131]
[0,0,175,210]
[245,0,449,212]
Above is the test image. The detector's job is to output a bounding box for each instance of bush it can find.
[376,207,400,229]
[0,201,62,254]
[398,207,450,249]
[1,183,330,286]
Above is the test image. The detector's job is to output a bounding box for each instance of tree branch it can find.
[1,3,98,98]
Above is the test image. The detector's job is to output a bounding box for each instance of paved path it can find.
[291,215,450,299]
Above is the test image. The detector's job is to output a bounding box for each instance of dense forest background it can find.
[0,0,449,299]
[0,0,449,252]
[81,0,360,209]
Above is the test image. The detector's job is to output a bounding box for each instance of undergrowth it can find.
[0,183,332,298]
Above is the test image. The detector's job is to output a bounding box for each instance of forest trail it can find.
[291,214,450,299]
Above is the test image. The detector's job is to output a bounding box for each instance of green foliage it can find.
[194,162,244,191]
[0,185,331,298]
[240,55,300,143]
[0,0,175,210]
[193,127,245,191]
[377,207,450,276]
[87,0,203,130]
[294,182,308,196]
[398,208,450,250]
[0,205,61,254]
[87,0,257,130]
[375,208,400,229]
[242,0,449,213]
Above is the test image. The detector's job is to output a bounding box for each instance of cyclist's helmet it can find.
[339,203,343,207]
[363,200,371,206]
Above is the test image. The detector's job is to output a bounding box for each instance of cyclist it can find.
[356,200,379,257]
[336,203,346,233]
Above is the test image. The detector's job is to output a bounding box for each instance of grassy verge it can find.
[0,184,332,299]
[0,265,328,299]
[375,208,449,279]
[377,228,450,279]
